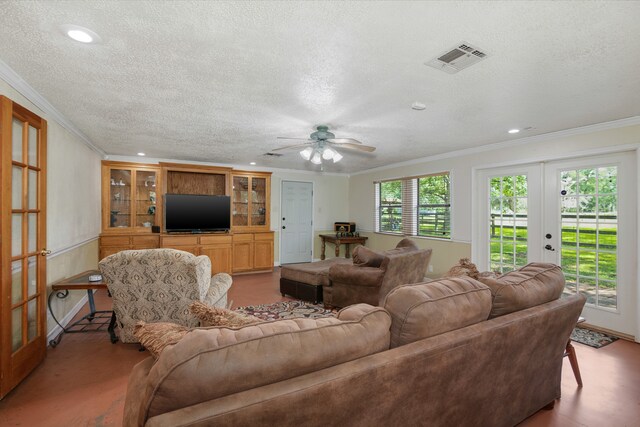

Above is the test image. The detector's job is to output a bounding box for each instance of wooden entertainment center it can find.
[99,161,273,275]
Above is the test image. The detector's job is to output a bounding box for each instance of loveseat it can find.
[124,263,585,427]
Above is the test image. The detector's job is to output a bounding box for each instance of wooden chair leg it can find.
[565,341,583,387]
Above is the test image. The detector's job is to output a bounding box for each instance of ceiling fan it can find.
[273,125,375,164]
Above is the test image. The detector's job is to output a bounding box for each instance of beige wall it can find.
[1,78,103,335]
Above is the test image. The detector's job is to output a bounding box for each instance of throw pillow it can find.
[352,245,385,268]
[444,258,480,279]
[189,301,262,327]
[133,321,191,359]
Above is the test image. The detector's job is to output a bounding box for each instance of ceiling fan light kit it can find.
[310,150,322,165]
[322,146,337,160]
[300,146,313,160]
[277,125,376,166]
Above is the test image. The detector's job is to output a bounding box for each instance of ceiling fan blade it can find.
[333,142,376,152]
[271,143,311,152]
[326,138,363,145]
[276,137,313,141]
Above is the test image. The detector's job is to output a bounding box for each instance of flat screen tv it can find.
[164,194,231,233]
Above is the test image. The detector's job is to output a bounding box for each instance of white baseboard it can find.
[46,291,94,345]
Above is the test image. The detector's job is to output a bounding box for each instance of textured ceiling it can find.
[1,1,640,173]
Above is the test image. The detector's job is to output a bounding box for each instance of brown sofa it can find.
[124,263,585,427]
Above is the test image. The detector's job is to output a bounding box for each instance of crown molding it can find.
[0,59,106,157]
[105,155,350,177]
[350,116,640,176]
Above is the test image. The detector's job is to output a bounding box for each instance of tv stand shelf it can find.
[100,161,273,275]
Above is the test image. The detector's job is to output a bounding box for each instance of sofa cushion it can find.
[139,303,391,421]
[280,257,352,286]
[352,245,385,267]
[383,277,492,348]
[476,262,565,318]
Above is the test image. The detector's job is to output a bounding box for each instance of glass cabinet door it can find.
[108,169,132,228]
[135,170,157,228]
[233,176,249,226]
[252,177,267,226]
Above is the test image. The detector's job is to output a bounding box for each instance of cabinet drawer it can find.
[232,233,254,242]
[200,235,232,245]
[100,236,131,247]
[132,235,160,246]
[162,235,199,246]
[253,232,274,241]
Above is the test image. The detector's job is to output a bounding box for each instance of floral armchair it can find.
[99,248,232,343]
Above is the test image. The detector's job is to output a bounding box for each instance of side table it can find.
[319,234,368,260]
[48,270,117,347]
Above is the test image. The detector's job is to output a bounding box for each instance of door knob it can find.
[544,244,555,252]
[40,248,52,256]
[545,233,552,239]
[282,226,286,229]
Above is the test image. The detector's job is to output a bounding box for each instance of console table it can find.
[319,234,368,260]
[48,270,117,347]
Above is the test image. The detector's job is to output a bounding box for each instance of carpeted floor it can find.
[570,327,619,348]
[235,300,337,321]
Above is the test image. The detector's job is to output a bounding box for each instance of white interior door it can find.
[543,153,636,337]
[475,152,637,338]
[280,181,313,264]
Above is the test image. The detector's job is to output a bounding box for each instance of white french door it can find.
[543,154,635,336]
[475,152,637,337]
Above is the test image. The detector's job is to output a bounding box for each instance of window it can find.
[376,180,402,233]
[375,172,450,239]
[418,174,451,238]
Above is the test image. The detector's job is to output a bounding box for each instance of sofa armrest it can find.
[329,264,385,288]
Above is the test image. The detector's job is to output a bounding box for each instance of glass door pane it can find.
[233,176,249,226]
[559,167,618,309]
[489,174,528,273]
[135,170,157,228]
[252,177,266,226]
[109,169,131,228]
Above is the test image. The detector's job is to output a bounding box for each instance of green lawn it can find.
[490,225,617,280]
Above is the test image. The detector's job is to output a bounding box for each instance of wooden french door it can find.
[0,96,48,399]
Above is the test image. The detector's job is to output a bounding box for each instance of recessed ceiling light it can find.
[249,162,256,165]
[508,129,520,134]
[411,101,426,111]
[137,152,146,156]
[60,25,102,44]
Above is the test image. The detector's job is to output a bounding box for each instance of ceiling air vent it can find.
[426,42,489,74]
[263,152,283,157]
